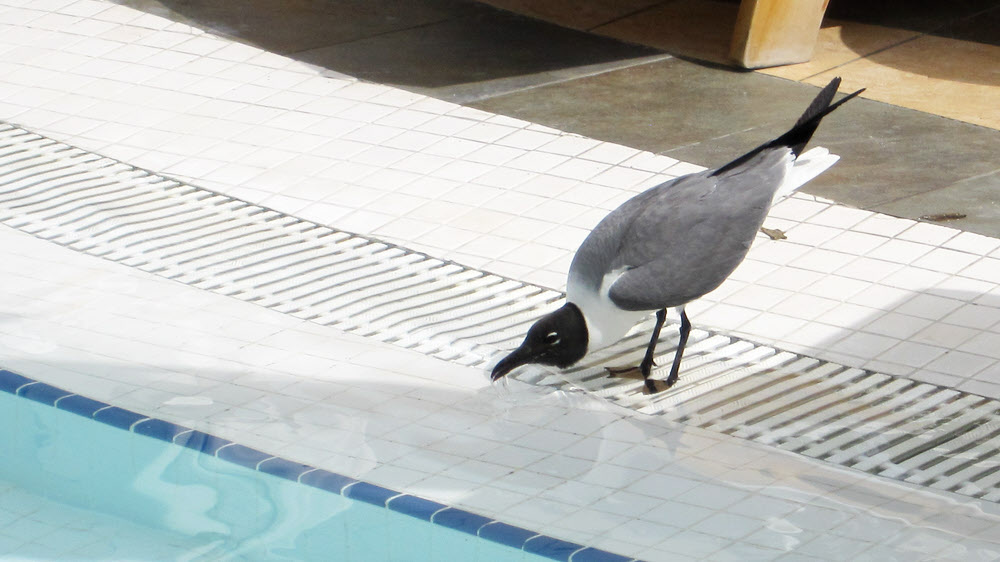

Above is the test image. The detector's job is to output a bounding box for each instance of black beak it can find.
[490,344,538,381]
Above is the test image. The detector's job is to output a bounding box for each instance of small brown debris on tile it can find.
[760,226,787,240]
[920,212,967,222]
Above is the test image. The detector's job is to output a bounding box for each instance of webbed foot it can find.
[605,362,670,394]
[604,365,645,380]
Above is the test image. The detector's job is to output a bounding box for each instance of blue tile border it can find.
[258,457,314,481]
[343,481,399,507]
[478,521,540,550]
[55,394,109,418]
[298,468,358,495]
[525,535,588,562]
[216,443,272,470]
[0,370,33,394]
[134,418,191,442]
[387,494,447,521]
[432,507,495,535]
[93,406,148,431]
[570,547,635,562]
[175,430,231,455]
[0,368,642,562]
[18,381,73,405]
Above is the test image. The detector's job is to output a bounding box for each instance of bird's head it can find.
[490,303,588,381]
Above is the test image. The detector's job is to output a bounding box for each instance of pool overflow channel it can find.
[2,121,1000,504]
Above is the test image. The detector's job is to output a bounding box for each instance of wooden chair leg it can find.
[731,0,830,69]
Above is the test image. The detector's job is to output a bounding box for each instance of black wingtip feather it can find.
[777,79,866,156]
[793,77,842,129]
[712,78,864,176]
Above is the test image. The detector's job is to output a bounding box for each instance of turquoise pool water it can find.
[0,389,554,561]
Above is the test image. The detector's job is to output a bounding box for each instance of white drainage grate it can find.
[0,124,559,366]
[2,121,999,503]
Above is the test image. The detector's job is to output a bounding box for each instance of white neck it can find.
[566,269,650,353]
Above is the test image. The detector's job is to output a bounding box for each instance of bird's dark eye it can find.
[544,332,560,345]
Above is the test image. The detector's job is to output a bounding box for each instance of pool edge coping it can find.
[0,368,641,562]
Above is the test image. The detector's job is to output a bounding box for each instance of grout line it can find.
[297,468,320,484]
[173,429,194,443]
[340,480,360,495]
[384,492,407,507]
[255,456,277,470]
[797,32,924,83]
[475,520,498,536]
[586,1,675,33]
[429,506,450,522]
[657,123,778,163]
[92,405,114,417]
[215,442,235,457]
[920,4,1000,44]
[458,53,674,105]
[287,16,457,57]
[14,381,39,394]
[874,167,1000,208]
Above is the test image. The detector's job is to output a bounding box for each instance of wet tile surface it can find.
[804,35,1000,129]
[759,21,921,82]
[472,58,819,154]
[478,0,663,31]
[111,0,484,54]
[294,7,663,104]
[876,170,1000,235]
[592,0,738,65]
[99,0,1000,238]
[472,59,1000,236]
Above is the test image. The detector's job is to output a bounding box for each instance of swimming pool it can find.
[0,370,631,561]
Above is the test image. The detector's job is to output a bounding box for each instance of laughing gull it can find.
[491,77,864,393]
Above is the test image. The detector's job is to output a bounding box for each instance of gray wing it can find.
[597,149,790,311]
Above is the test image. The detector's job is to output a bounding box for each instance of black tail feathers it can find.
[777,77,865,156]
[713,77,864,176]
[793,77,843,130]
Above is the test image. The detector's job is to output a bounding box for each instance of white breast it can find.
[566,268,651,353]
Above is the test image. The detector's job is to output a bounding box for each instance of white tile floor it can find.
[4,0,999,393]
[2,0,1000,560]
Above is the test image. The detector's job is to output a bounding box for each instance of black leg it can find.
[640,309,667,393]
[663,309,691,388]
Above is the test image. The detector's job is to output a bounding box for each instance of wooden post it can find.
[731,0,829,69]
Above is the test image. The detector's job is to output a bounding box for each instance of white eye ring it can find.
[544,332,560,345]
